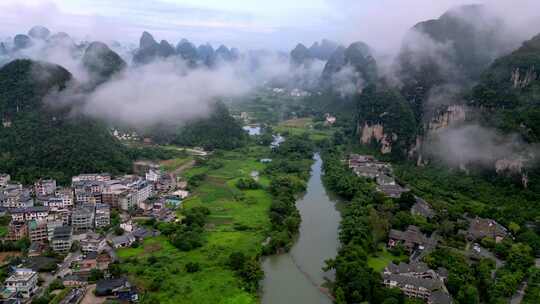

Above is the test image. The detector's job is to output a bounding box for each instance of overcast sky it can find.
[0,0,538,51]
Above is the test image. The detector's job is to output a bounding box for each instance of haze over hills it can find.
[0,3,539,183]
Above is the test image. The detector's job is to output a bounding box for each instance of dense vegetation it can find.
[322,145,539,304]
[0,59,134,184]
[174,102,247,150]
[262,134,315,254]
[356,85,418,158]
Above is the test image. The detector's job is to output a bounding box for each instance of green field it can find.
[274,118,334,142]
[367,247,407,272]
[118,145,273,304]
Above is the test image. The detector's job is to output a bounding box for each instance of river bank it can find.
[261,154,343,304]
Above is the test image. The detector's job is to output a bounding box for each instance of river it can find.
[261,153,343,304]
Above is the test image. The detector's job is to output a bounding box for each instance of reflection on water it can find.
[261,154,343,304]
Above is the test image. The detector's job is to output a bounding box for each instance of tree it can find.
[185,262,200,273]
[228,252,246,271]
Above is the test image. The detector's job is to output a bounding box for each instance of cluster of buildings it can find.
[0,162,190,302]
[348,154,514,303]
[348,154,408,198]
[383,261,451,304]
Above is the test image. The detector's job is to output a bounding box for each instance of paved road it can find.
[510,281,527,304]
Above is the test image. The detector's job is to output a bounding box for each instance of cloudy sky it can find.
[0,0,538,51]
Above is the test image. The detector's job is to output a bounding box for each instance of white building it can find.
[72,173,111,183]
[10,207,49,222]
[4,268,38,298]
[95,204,110,228]
[145,169,160,183]
[41,194,73,210]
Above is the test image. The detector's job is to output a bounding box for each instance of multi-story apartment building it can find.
[95,203,110,228]
[9,206,49,222]
[72,173,111,183]
[34,179,57,196]
[28,220,49,242]
[80,232,107,253]
[4,221,28,241]
[40,193,73,210]
[71,204,95,233]
[5,268,38,298]
[0,185,34,208]
[51,226,73,253]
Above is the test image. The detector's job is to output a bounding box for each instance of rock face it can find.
[427,105,467,131]
[177,39,199,66]
[322,41,378,91]
[28,26,51,40]
[216,45,234,62]
[309,39,339,61]
[511,67,537,89]
[290,43,312,66]
[133,32,160,64]
[13,34,32,50]
[198,43,216,67]
[82,42,126,86]
[359,122,396,154]
[158,40,175,58]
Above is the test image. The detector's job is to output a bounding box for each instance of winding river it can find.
[261,154,343,304]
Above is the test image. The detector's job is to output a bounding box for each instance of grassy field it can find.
[367,247,407,272]
[118,145,273,304]
[274,118,334,142]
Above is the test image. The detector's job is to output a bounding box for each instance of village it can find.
[348,154,513,304]
[0,159,193,303]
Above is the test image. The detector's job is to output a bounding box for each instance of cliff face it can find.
[427,105,467,132]
[511,67,538,89]
[359,122,395,154]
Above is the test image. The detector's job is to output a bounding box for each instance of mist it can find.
[425,124,539,170]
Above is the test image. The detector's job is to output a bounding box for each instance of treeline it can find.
[262,134,314,254]
[173,102,247,150]
[323,147,539,304]
[321,148,406,304]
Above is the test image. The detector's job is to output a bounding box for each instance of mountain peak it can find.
[28,26,51,40]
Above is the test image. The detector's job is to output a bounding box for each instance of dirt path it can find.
[173,159,196,175]
[80,285,106,304]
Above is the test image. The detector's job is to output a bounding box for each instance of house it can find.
[376,184,409,198]
[132,227,160,241]
[46,220,65,241]
[72,173,111,183]
[376,174,396,186]
[34,179,56,196]
[9,206,49,222]
[51,226,73,253]
[1,187,34,209]
[95,204,110,228]
[80,232,107,253]
[411,197,436,219]
[78,252,98,272]
[28,220,48,242]
[95,277,131,297]
[62,274,87,287]
[388,225,430,253]
[111,234,136,249]
[4,222,28,241]
[467,217,509,243]
[325,113,336,125]
[40,193,73,210]
[382,262,451,303]
[72,205,95,233]
[172,190,189,200]
[4,268,38,298]
[145,169,160,183]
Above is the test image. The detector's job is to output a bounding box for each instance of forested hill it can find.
[0,59,132,184]
[470,33,540,142]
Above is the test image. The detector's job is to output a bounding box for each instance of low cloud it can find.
[425,124,539,168]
